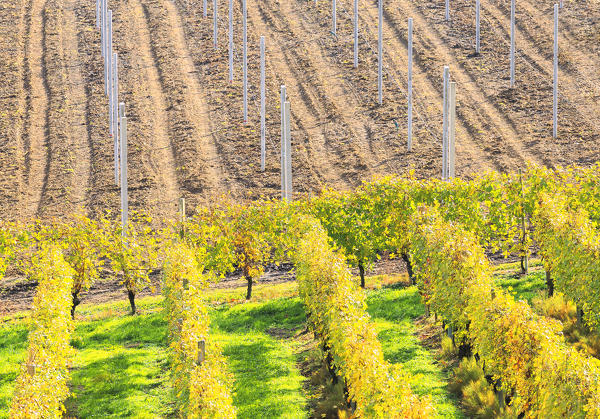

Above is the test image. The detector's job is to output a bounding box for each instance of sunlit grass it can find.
[366,284,463,418]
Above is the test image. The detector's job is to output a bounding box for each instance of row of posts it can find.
[96,0,128,234]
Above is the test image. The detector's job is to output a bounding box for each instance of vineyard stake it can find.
[113,53,120,185]
[197,340,206,364]
[108,11,113,135]
[260,36,266,171]
[213,0,218,50]
[332,0,337,36]
[476,0,480,54]
[284,101,292,200]
[408,18,413,151]
[120,105,128,236]
[442,66,449,180]
[553,3,558,138]
[179,197,186,223]
[243,0,248,123]
[510,0,515,88]
[446,0,450,21]
[204,0,208,18]
[280,85,286,200]
[354,0,358,68]
[449,81,456,178]
[229,0,233,82]
[378,0,383,105]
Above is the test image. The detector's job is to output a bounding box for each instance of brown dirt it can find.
[1,0,600,221]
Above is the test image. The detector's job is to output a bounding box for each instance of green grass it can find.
[492,258,547,303]
[366,284,463,418]
[0,319,27,417]
[210,297,309,418]
[66,302,173,418]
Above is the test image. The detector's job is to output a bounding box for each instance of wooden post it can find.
[260,36,266,171]
[179,197,186,223]
[378,0,383,105]
[197,340,206,364]
[26,364,36,377]
[518,168,528,274]
[408,18,413,151]
[553,3,558,139]
[449,82,456,178]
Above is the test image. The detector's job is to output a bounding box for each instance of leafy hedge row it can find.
[294,218,433,418]
[9,246,75,418]
[409,209,600,416]
[162,243,236,418]
[533,193,600,331]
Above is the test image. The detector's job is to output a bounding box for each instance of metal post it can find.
[120,106,128,237]
[354,0,358,68]
[408,18,413,151]
[204,0,208,18]
[449,82,456,178]
[284,101,292,200]
[108,11,113,133]
[553,3,558,138]
[510,0,515,88]
[96,0,100,29]
[446,0,450,21]
[280,86,286,200]
[213,0,218,49]
[476,0,480,54]
[442,66,449,180]
[260,36,266,171]
[378,0,383,105]
[243,0,248,123]
[332,0,336,36]
[229,0,233,82]
[113,53,119,184]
